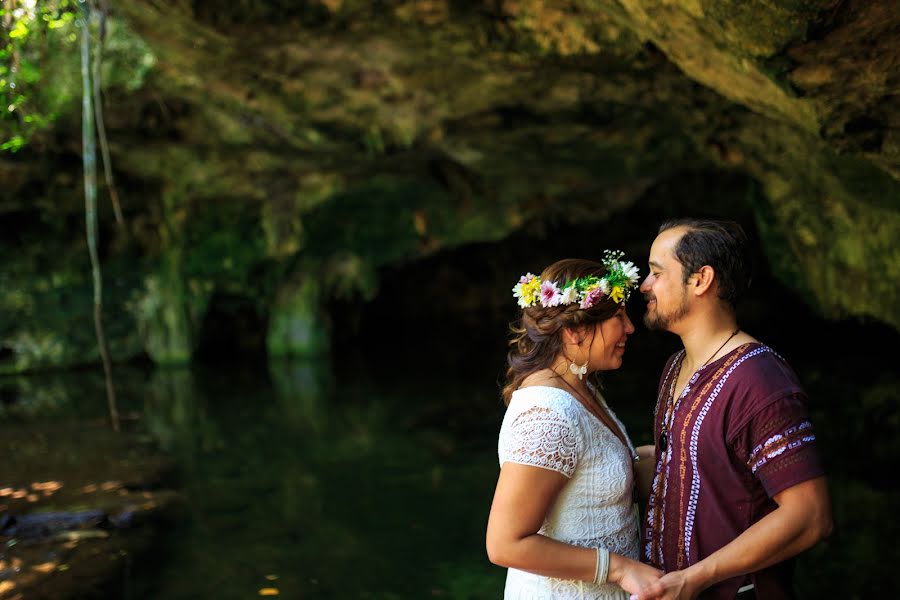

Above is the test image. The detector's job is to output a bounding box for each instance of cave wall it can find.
[1,0,897,372]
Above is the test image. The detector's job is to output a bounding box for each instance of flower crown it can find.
[512,250,640,309]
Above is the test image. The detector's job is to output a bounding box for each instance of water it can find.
[1,361,509,599]
[132,361,506,599]
[1,331,897,598]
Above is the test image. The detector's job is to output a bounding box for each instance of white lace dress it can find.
[498,386,640,600]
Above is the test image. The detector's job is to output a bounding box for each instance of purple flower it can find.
[579,286,606,309]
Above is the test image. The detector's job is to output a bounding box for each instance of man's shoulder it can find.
[723,343,806,405]
[730,343,797,377]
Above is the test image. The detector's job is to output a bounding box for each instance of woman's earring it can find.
[569,360,587,380]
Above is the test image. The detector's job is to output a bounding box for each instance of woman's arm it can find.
[486,462,662,591]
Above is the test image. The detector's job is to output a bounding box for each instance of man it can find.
[633,218,832,600]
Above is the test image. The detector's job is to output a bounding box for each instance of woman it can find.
[486,254,661,599]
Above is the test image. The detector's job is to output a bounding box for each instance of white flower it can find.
[560,285,579,305]
[512,283,528,308]
[599,278,610,295]
[620,261,640,283]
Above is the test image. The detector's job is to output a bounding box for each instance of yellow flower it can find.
[521,278,542,306]
[609,286,624,304]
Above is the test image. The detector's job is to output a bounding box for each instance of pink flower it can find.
[579,287,606,309]
[540,280,562,307]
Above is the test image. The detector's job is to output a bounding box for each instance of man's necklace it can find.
[658,327,740,452]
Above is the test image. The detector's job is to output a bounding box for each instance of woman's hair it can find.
[501,258,621,405]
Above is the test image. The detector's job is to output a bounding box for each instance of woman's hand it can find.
[628,568,701,600]
[633,445,657,501]
[635,445,655,461]
[608,554,664,597]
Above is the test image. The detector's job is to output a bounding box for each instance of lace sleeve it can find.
[499,406,579,478]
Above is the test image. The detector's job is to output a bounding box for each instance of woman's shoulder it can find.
[508,385,581,415]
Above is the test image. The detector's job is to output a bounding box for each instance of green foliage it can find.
[0,0,79,152]
[0,2,152,153]
[0,237,147,373]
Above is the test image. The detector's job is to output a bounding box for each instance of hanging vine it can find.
[90,0,124,227]
[79,0,119,431]
[2,1,125,428]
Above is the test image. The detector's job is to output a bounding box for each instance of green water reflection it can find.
[135,361,505,599]
[1,351,897,599]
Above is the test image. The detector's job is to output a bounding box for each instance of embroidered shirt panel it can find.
[641,343,825,599]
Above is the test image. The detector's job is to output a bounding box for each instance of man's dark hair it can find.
[659,218,753,308]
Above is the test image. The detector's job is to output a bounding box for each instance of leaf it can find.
[1,136,25,153]
[9,21,29,39]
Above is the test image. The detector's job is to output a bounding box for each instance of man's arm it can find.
[633,476,832,600]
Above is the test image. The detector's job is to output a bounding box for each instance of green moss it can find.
[181,201,268,293]
[266,274,330,358]
[749,146,900,330]
[102,17,156,92]
[702,0,813,57]
[829,154,900,212]
[3,0,898,376]
[302,176,443,264]
[0,232,147,373]
[129,251,203,365]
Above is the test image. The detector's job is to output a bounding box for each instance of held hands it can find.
[628,569,700,600]
[607,554,663,598]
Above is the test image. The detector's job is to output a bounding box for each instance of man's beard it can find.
[643,292,690,331]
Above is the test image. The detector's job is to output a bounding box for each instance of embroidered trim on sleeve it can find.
[748,420,816,473]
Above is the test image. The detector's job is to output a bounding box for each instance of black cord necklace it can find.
[658,327,740,452]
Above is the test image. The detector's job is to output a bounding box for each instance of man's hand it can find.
[629,569,699,600]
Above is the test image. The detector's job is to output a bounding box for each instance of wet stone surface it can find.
[0,420,180,599]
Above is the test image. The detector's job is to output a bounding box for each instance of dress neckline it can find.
[512,385,632,455]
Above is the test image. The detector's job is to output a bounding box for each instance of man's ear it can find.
[689,265,716,296]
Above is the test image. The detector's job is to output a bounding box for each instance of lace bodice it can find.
[497,386,640,599]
